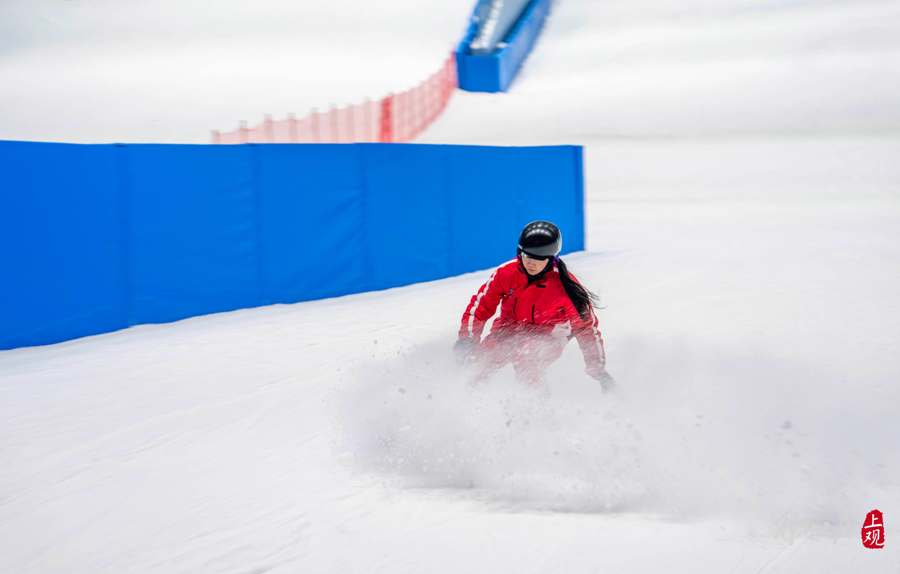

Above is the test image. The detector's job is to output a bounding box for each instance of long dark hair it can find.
[556,257,598,319]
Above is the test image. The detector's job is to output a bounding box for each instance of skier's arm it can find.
[572,307,606,375]
[458,267,506,343]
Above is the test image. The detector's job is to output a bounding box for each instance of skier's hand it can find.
[586,364,617,392]
[453,338,477,365]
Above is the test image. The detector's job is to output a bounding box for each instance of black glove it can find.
[453,338,477,365]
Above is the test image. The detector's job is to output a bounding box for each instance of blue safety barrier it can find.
[0,141,584,350]
[467,0,533,54]
[456,0,552,92]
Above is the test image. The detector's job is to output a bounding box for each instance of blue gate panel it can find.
[0,141,584,350]
[0,142,126,349]
[255,144,366,303]
[444,144,583,275]
[444,145,521,273]
[126,145,258,324]
[362,144,453,291]
[504,145,583,253]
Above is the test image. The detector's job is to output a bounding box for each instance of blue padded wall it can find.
[126,145,259,324]
[467,0,533,53]
[363,144,452,291]
[0,142,583,350]
[457,0,552,92]
[255,144,367,304]
[0,142,127,348]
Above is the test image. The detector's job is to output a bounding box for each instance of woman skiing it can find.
[455,220,614,388]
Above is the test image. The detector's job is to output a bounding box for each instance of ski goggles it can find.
[519,250,554,261]
[517,242,560,260]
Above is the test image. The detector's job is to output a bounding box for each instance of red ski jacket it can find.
[458,258,606,370]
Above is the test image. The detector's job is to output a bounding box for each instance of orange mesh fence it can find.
[213,54,457,144]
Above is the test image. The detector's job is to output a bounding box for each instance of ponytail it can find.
[556,257,598,319]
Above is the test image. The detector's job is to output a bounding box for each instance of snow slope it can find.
[426,0,900,142]
[3,0,900,572]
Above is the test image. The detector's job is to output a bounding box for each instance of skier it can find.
[454,220,614,389]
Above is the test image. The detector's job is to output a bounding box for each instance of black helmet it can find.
[518,220,562,258]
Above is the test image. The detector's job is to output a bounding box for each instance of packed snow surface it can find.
[2,0,900,572]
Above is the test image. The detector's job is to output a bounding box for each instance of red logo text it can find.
[862,509,885,549]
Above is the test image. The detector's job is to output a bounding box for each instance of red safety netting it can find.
[213,54,457,144]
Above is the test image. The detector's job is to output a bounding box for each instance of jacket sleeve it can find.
[458,266,506,342]
[572,307,606,370]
